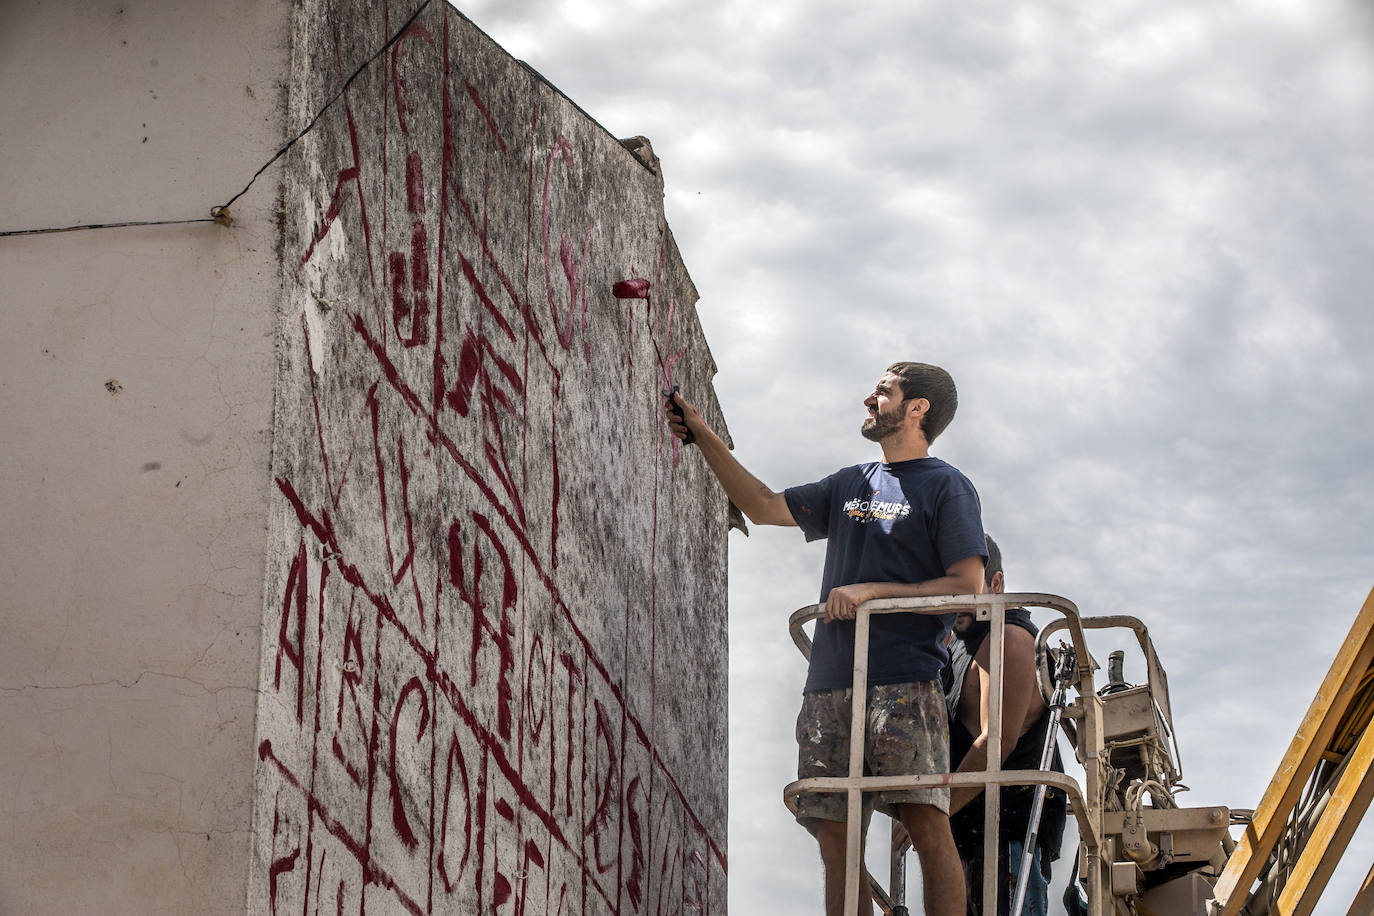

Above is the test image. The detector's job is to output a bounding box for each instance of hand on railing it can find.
[824,583,879,621]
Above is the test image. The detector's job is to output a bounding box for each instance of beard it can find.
[861,407,904,442]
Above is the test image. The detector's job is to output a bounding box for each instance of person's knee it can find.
[898,804,952,852]
[814,819,869,869]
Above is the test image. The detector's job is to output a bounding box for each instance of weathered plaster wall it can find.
[0,1,289,914]
[248,2,730,915]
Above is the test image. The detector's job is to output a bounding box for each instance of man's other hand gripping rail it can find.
[665,362,987,916]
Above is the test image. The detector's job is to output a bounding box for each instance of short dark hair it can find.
[886,361,958,442]
[983,534,1002,586]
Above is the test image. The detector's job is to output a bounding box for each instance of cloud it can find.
[459,0,1374,908]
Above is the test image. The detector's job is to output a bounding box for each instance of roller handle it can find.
[665,385,695,445]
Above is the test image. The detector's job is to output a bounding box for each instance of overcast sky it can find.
[457,1,1374,910]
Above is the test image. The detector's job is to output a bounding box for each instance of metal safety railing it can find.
[782,593,1103,916]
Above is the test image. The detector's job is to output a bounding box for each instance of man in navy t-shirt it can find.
[667,362,986,916]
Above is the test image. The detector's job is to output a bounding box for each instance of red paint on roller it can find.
[611,278,650,299]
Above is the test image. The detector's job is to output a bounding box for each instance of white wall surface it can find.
[0,1,289,913]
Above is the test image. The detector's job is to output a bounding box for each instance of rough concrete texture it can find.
[248,2,730,914]
[0,1,289,913]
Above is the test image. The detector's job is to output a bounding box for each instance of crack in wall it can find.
[0,670,261,697]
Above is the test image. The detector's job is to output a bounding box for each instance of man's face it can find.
[861,372,908,442]
[952,612,975,634]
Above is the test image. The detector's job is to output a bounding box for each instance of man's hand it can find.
[821,557,984,623]
[665,390,704,442]
[825,583,877,621]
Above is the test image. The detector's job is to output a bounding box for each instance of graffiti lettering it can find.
[254,8,724,916]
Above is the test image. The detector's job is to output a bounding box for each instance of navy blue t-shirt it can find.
[784,457,986,692]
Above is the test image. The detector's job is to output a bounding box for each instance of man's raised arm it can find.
[665,391,796,527]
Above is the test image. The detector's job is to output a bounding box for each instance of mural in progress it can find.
[249,3,730,914]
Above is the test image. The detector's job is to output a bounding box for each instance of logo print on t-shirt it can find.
[842,495,911,522]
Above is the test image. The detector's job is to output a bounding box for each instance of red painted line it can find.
[296,166,360,273]
[648,405,661,884]
[578,647,589,916]
[456,246,518,343]
[465,82,509,155]
[274,541,307,723]
[436,731,473,893]
[389,23,437,137]
[332,590,367,788]
[311,846,328,916]
[380,1,392,355]
[388,676,429,850]
[367,384,414,588]
[301,558,334,916]
[361,570,386,916]
[260,740,426,916]
[550,394,559,569]
[614,602,630,912]
[268,795,296,916]
[343,104,380,296]
[541,137,581,353]
[452,190,555,375]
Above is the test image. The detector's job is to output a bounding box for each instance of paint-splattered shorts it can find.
[794,680,950,826]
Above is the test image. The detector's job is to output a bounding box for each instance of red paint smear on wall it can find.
[465,82,509,155]
[273,540,307,724]
[388,676,429,851]
[390,23,436,137]
[261,740,426,916]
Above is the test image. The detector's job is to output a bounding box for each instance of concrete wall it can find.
[0,1,290,914]
[247,2,729,916]
[3,1,728,914]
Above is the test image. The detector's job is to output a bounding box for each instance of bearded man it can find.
[667,362,986,916]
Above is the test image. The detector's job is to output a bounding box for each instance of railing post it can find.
[783,594,1096,916]
[984,600,1005,916]
[845,604,873,916]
